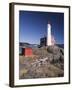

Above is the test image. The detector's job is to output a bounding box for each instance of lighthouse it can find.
[40,22,55,47]
[47,22,52,46]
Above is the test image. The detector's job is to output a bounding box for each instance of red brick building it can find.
[22,48,33,57]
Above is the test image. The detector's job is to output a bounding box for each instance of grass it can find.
[19,46,64,79]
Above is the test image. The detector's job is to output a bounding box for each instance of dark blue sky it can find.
[19,11,64,44]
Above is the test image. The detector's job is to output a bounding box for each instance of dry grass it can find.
[19,46,64,79]
[19,55,64,79]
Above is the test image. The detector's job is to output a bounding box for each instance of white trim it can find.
[14,4,69,86]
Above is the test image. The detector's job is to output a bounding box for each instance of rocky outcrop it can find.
[47,45,64,63]
[19,45,64,79]
[47,45,60,54]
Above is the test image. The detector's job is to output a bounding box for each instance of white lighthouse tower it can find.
[47,22,52,46]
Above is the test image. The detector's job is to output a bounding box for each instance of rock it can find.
[59,54,64,63]
[47,53,53,62]
[53,53,61,62]
[19,45,64,79]
[47,45,60,54]
[60,48,64,55]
